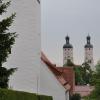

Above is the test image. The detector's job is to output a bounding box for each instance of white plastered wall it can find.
[85,48,94,70]
[39,61,68,100]
[6,0,41,93]
[63,48,73,65]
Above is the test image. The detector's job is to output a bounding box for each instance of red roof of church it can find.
[41,52,74,93]
[74,86,94,97]
[56,67,75,94]
[41,52,93,96]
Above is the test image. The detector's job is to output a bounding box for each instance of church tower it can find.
[84,35,94,69]
[63,35,73,65]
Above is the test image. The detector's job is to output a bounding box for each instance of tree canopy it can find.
[63,60,93,85]
[74,63,93,85]
[85,61,100,100]
[63,59,74,67]
[0,0,17,88]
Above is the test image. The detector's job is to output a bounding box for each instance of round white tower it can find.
[8,0,41,93]
[84,35,94,70]
[63,36,73,65]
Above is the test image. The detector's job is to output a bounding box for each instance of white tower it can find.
[84,35,94,70]
[7,0,41,93]
[63,36,73,65]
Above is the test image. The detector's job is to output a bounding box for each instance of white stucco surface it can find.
[39,61,68,100]
[5,0,41,93]
[85,48,94,70]
[63,48,73,65]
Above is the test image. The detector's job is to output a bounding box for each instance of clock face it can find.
[37,0,40,4]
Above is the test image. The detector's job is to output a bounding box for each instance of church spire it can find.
[65,35,70,44]
[87,34,91,44]
[63,35,73,48]
[85,34,93,48]
[84,34,94,70]
[63,35,73,65]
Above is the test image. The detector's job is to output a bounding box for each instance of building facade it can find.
[63,35,94,70]
[63,36,73,65]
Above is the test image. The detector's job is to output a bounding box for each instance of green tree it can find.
[63,60,93,85]
[0,0,17,88]
[71,93,81,100]
[74,63,93,85]
[81,62,93,85]
[74,66,84,85]
[85,61,100,100]
[63,59,74,67]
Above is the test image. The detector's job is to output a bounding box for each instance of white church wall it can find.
[6,0,41,93]
[63,48,73,64]
[39,61,67,100]
[85,48,94,70]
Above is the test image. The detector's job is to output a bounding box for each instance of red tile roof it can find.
[56,67,75,94]
[41,52,93,96]
[41,52,71,91]
[74,86,94,97]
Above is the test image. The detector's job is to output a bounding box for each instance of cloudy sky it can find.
[41,0,100,65]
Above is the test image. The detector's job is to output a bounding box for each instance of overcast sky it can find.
[41,0,100,65]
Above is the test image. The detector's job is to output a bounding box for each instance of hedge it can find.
[0,89,53,100]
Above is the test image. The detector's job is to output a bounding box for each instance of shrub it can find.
[0,89,53,100]
[71,93,81,100]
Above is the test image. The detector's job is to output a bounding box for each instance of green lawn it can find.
[0,89,53,100]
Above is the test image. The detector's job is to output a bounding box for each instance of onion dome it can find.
[63,35,73,48]
[85,35,93,48]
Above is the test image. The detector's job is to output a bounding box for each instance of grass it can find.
[0,88,53,100]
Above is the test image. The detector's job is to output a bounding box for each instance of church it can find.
[6,0,94,99]
[63,35,94,70]
[39,35,94,98]
[8,0,70,100]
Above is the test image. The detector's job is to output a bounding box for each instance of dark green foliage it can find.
[74,66,84,85]
[81,63,93,84]
[85,62,100,100]
[0,1,11,15]
[0,89,53,100]
[64,60,93,85]
[74,63,93,85]
[0,13,16,33]
[38,95,53,100]
[0,0,17,88]
[71,93,81,100]
[0,67,17,88]
[63,59,74,67]
[0,32,17,66]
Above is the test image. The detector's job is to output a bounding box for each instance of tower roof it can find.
[63,35,73,48]
[85,35,93,48]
